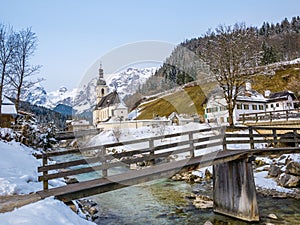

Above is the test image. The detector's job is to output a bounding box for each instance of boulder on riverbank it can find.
[255,154,300,197]
[74,199,99,221]
[171,168,213,183]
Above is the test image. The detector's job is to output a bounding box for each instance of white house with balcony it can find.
[204,83,298,125]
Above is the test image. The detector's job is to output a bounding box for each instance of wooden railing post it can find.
[101,146,108,177]
[222,127,227,151]
[293,129,299,147]
[249,126,254,149]
[42,154,48,190]
[272,128,278,147]
[189,132,195,158]
[149,139,155,165]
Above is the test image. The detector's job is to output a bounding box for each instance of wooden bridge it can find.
[35,125,300,222]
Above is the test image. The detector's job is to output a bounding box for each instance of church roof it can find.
[96,91,121,109]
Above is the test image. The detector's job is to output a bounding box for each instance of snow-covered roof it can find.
[268,91,297,101]
[70,120,90,126]
[236,88,267,103]
[2,97,17,115]
[115,102,128,109]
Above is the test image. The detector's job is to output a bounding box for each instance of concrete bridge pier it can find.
[213,157,259,222]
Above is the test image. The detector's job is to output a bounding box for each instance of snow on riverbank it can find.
[0,140,96,225]
[0,197,96,225]
[0,141,64,196]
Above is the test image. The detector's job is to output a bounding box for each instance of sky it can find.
[0,0,299,92]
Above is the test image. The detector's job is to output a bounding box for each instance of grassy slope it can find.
[136,82,216,120]
[136,64,300,120]
[251,64,300,95]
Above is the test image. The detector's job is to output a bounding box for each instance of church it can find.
[93,65,128,126]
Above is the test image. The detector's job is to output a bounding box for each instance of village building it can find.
[1,96,17,127]
[93,65,128,126]
[66,119,93,131]
[204,83,298,125]
[265,90,297,111]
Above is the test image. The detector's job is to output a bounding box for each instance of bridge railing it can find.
[36,125,300,190]
[239,109,300,123]
[35,126,224,190]
[224,126,300,150]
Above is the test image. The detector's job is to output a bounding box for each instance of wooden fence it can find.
[36,126,300,190]
[239,109,300,123]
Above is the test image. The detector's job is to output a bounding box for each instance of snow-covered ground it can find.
[0,197,96,225]
[0,139,96,225]
[0,140,64,196]
[0,123,299,224]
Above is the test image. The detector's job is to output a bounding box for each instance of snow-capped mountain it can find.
[19,67,157,115]
[107,67,156,99]
[21,83,78,109]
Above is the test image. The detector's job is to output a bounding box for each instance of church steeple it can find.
[97,63,106,86]
[99,63,104,79]
[96,64,108,105]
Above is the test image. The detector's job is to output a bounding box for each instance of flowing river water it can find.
[89,179,300,225]
[53,153,299,224]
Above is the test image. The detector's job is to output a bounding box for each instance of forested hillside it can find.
[138,16,300,98]
[128,16,300,120]
[15,99,70,129]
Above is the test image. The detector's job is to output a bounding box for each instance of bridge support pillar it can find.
[213,157,259,222]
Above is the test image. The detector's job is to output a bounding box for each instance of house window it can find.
[266,105,268,109]
[220,117,224,123]
[271,104,274,108]
[276,103,279,107]
[237,104,242,110]
[259,105,264,110]
[252,105,258,110]
[220,106,227,111]
[243,104,249,110]
[206,108,211,113]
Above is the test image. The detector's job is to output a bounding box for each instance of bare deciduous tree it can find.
[8,27,41,111]
[200,23,262,126]
[0,24,16,125]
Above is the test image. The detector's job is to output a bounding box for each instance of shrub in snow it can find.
[0,118,57,150]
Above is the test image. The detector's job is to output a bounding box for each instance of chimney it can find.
[264,90,271,98]
[245,81,252,91]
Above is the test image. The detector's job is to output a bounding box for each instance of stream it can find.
[90,179,300,225]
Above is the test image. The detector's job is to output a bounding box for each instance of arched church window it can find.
[101,88,105,95]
